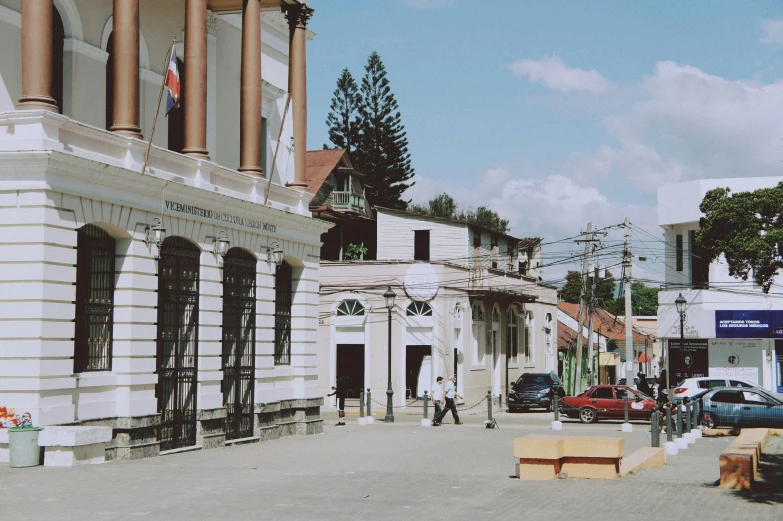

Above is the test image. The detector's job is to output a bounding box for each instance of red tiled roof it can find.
[558,321,577,351]
[305,149,348,194]
[557,302,647,342]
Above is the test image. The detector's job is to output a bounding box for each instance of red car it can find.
[560,385,656,424]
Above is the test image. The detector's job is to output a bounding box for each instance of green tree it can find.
[559,270,617,306]
[697,182,783,293]
[409,193,511,234]
[604,282,659,316]
[354,51,415,209]
[324,68,360,153]
[409,193,458,219]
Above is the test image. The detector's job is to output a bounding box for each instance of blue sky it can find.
[306,0,783,283]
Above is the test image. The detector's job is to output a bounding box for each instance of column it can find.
[110,0,143,139]
[17,0,58,112]
[238,0,262,175]
[182,0,210,160]
[284,4,313,189]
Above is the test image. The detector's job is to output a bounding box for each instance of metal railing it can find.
[332,191,365,212]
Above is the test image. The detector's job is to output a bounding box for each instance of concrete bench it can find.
[513,435,625,480]
[38,426,112,467]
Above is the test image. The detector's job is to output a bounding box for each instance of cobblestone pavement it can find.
[2,411,782,521]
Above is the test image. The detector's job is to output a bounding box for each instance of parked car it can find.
[700,387,783,428]
[560,385,656,424]
[672,377,757,402]
[508,372,565,412]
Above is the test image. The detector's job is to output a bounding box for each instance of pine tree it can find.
[354,51,415,209]
[324,68,360,153]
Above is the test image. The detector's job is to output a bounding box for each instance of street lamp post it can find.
[384,286,396,423]
[673,293,687,396]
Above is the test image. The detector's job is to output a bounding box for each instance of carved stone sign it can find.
[165,200,277,233]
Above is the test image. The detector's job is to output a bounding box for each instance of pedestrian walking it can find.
[431,376,444,417]
[637,371,653,397]
[328,376,347,426]
[432,375,463,426]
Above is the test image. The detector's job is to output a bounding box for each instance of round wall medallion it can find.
[403,263,439,302]
[727,353,740,366]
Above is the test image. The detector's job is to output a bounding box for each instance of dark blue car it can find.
[508,372,565,412]
[701,387,783,429]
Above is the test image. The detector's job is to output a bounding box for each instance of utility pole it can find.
[586,264,598,390]
[573,223,592,396]
[622,217,633,384]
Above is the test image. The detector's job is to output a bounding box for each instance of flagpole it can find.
[141,36,176,176]
[263,93,292,205]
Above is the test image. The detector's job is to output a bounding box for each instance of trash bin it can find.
[9,427,43,468]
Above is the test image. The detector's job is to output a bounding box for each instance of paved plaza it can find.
[2,411,782,521]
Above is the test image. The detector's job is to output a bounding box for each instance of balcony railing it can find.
[332,191,365,212]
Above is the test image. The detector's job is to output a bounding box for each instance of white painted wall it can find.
[376,210,470,264]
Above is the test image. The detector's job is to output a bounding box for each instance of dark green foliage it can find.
[560,270,618,306]
[409,193,510,234]
[324,68,360,153]
[697,182,783,293]
[604,282,659,316]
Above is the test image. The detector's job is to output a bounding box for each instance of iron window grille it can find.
[74,224,116,373]
[406,301,433,316]
[156,237,200,451]
[336,299,365,316]
[274,261,293,365]
[222,248,257,441]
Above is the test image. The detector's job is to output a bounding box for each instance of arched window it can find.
[336,299,365,316]
[274,261,293,365]
[74,224,115,372]
[222,248,256,441]
[506,307,519,364]
[492,307,500,323]
[156,236,200,451]
[406,301,432,316]
[471,303,485,366]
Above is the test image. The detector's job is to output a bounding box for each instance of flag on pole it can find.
[165,45,180,115]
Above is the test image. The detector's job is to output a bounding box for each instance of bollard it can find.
[693,401,700,427]
[624,397,629,423]
[651,411,660,447]
[367,389,371,417]
[423,390,429,420]
[553,394,560,421]
[675,407,683,438]
[360,390,365,418]
[685,402,692,432]
[487,390,493,423]
[666,407,673,442]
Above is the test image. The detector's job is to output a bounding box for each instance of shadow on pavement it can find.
[731,453,783,505]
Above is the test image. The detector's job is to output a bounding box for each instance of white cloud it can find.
[570,61,783,194]
[506,55,610,95]
[761,19,783,46]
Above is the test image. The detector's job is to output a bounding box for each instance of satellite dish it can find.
[404,264,439,301]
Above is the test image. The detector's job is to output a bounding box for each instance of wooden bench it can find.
[38,426,113,467]
[513,435,625,480]
[717,428,783,490]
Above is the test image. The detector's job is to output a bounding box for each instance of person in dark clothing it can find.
[656,370,669,405]
[637,372,653,397]
[328,377,347,426]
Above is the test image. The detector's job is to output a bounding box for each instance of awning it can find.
[637,352,652,363]
[599,353,621,366]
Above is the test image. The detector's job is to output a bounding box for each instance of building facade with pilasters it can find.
[0,0,330,460]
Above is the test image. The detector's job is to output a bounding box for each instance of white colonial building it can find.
[316,207,558,410]
[0,0,330,460]
[657,177,783,393]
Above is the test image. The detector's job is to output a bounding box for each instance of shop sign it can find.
[715,310,771,338]
[668,339,708,381]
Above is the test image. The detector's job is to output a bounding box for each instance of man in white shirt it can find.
[433,375,463,426]
[431,376,444,417]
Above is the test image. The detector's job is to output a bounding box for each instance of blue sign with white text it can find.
[715,310,771,338]
[769,311,783,338]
